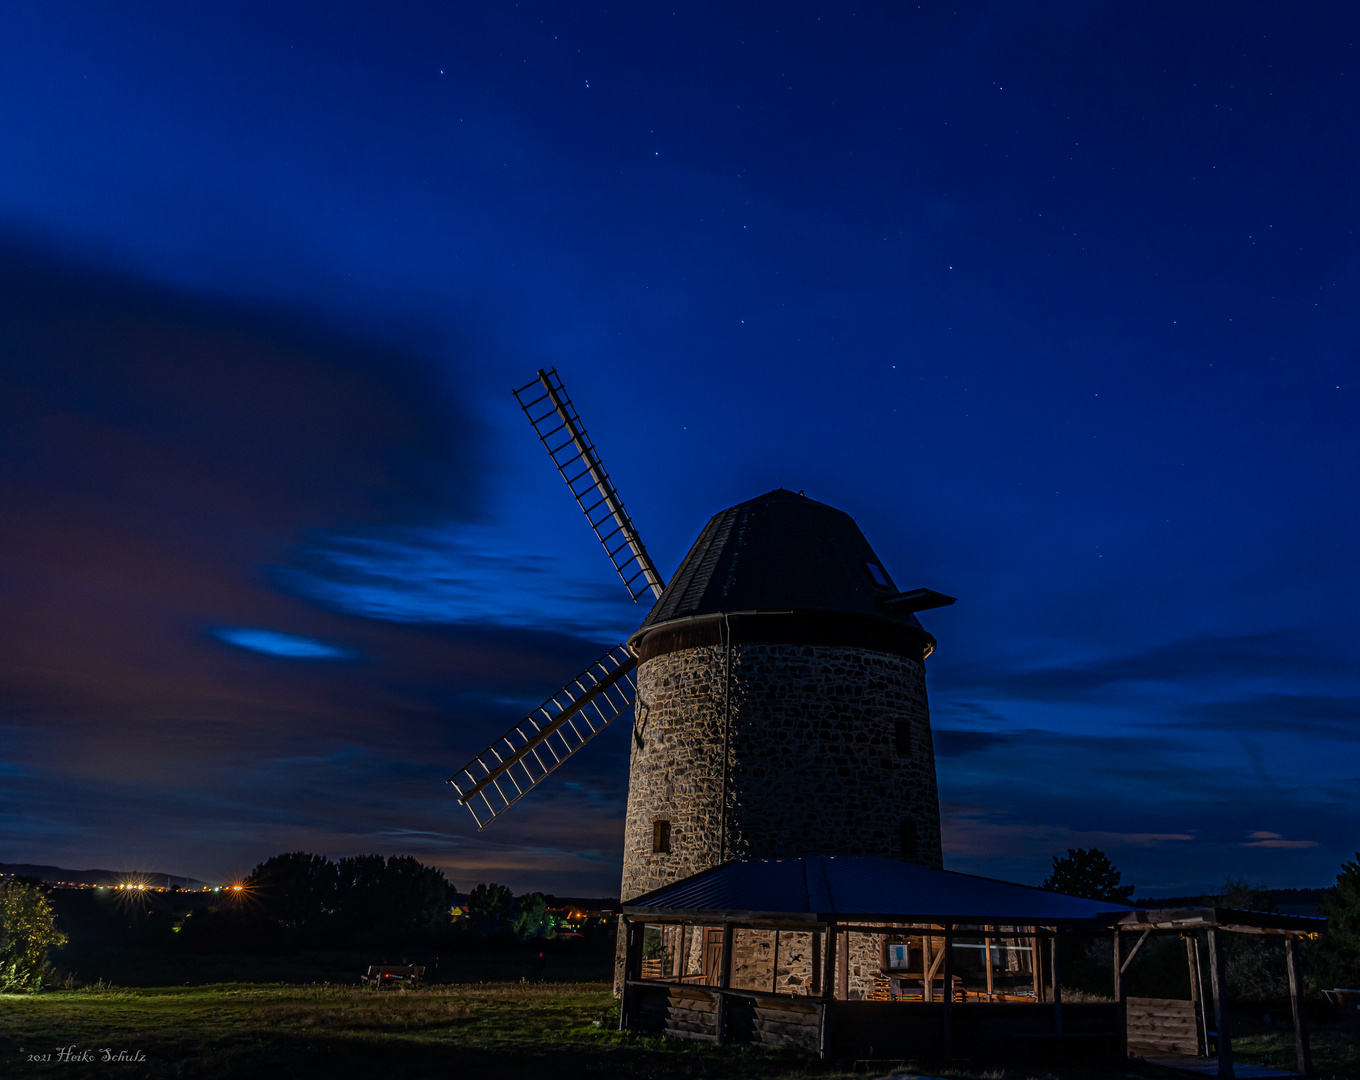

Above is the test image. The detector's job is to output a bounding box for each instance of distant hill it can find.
[447,892,620,911]
[1137,886,1333,917]
[0,861,216,889]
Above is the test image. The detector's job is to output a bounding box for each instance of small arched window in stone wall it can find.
[900,818,918,859]
[894,719,912,755]
[652,818,671,854]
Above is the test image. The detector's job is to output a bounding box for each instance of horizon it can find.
[1,2,1357,898]
[1,855,1340,907]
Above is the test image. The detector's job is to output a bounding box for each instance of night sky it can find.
[1,2,1356,897]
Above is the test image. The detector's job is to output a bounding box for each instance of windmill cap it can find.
[629,488,944,662]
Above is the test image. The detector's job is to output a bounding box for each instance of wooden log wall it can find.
[1125,996,1199,1056]
[632,985,721,1041]
[723,995,822,1053]
[629,985,1119,1063]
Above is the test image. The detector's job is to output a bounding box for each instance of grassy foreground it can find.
[5,980,1359,1080]
[1,981,837,1080]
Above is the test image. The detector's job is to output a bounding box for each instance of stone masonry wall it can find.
[843,931,883,1000]
[620,644,730,903]
[730,928,817,994]
[725,643,943,866]
[617,641,943,993]
[622,641,942,905]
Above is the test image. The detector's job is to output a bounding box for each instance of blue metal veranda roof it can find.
[622,857,1137,925]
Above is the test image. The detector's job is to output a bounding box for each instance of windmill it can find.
[449,368,955,902]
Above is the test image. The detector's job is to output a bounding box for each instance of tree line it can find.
[185,852,569,950]
[233,852,453,947]
[5,848,1360,992]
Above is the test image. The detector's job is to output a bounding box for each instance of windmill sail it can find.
[449,644,638,829]
[514,368,665,603]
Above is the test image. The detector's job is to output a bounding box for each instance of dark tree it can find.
[1315,854,1360,990]
[244,852,338,939]
[335,854,452,942]
[1042,847,1135,902]
[1218,876,1275,913]
[467,883,514,937]
[372,856,454,936]
[335,854,390,937]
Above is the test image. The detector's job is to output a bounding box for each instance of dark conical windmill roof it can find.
[636,489,927,635]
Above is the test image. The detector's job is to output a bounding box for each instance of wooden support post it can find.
[1032,932,1044,1003]
[1114,930,1127,1060]
[1207,927,1234,1079]
[716,922,735,1043]
[838,926,850,1001]
[1051,932,1063,1034]
[823,926,836,998]
[942,926,954,1062]
[811,925,822,996]
[771,929,780,994]
[922,930,933,1002]
[619,919,643,1031]
[819,924,836,1061]
[985,933,995,1001]
[1186,934,1204,1057]
[1193,934,1208,1056]
[1286,936,1313,1076]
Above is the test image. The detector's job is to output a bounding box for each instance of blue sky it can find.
[0,1,1356,896]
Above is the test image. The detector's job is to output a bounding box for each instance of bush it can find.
[1217,877,1288,1005]
[511,893,556,940]
[176,906,296,955]
[0,879,67,992]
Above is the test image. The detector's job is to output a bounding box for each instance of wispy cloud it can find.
[211,627,358,660]
[932,728,1015,757]
[1173,694,1360,741]
[933,629,1357,703]
[278,524,642,639]
[1242,832,1319,850]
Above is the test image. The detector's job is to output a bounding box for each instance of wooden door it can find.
[701,928,724,986]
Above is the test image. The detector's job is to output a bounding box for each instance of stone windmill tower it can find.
[450,370,953,903]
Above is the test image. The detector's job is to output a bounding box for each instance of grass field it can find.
[2,981,841,1080]
[5,974,1358,1079]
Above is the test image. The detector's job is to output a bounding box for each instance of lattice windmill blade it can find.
[448,644,638,829]
[514,368,666,603]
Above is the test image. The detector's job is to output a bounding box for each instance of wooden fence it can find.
[1125,996,1200,1056]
